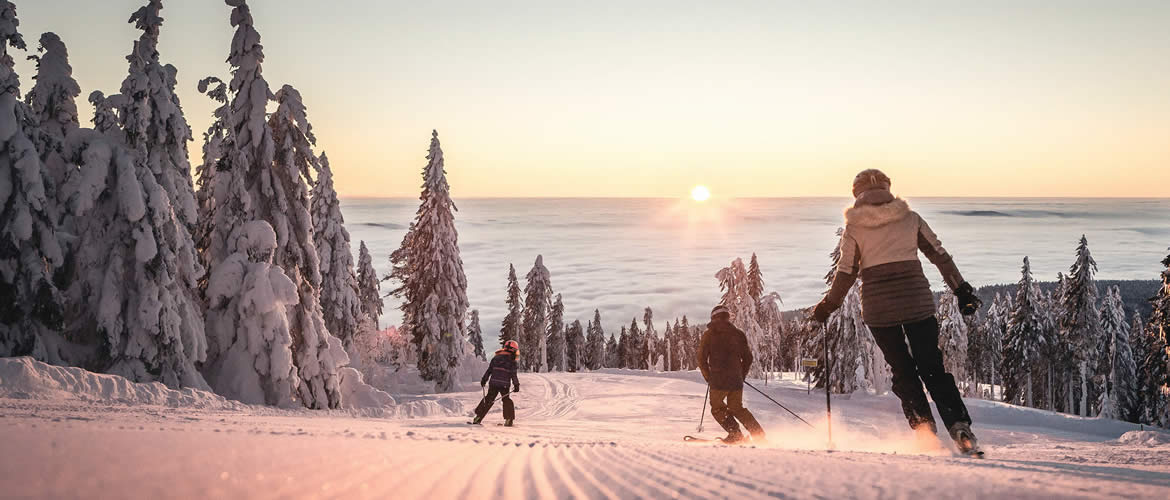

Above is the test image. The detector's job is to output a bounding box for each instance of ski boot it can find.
[468,415,484,425]
[504,419,514,427]
[948,422,983,457]
[720,430,747,445]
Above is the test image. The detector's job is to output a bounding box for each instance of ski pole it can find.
[697,385,710,433]
[743,381,815,429]
[823,323,834,449]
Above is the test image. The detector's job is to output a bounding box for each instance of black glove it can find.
[811,301,833,324]
[480,380,486,388]
[512,385,520,393]
[956,282,982,316]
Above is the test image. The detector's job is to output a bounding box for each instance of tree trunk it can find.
[1079,361,1088,417]
[1025,373,1033,407]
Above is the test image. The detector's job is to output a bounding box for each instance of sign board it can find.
[801,358,818,367]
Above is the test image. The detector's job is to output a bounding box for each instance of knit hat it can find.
[710,305,730,320]
[852,169,891,198]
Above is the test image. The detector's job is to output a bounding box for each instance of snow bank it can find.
[1119,430,1170,447]
[0,357,242,410]
[337,367,396,409]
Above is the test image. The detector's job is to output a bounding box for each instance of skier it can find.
[812,169,983,455]
[698,305,766,444]
[471,340,521,426]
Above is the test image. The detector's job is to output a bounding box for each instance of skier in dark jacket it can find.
[471,340,521,426]
[698,305,765,444]
[812,169,983,455]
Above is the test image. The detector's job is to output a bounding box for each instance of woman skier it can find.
[470,340,521,426]
[812,169,983,455]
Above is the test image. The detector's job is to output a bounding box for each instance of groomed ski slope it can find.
[2,360,1168,499]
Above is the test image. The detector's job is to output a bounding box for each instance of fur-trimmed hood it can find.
[844,197,912,228]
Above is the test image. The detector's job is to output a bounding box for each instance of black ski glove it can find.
[956,282,982,316]
[811,301,833,324]
[480,380,486,388]
[512,384,520,393]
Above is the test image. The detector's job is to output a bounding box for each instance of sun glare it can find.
[691,185,711,202]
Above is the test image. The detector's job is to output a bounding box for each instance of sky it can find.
[12,0,1170,198]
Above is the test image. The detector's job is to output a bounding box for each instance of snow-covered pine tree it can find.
[680,315,693,369]
[665,319,676,371]
[644,307,658,370]
[1058,236,1104,416]
[546,294,565,371]
[747,253,764,306]
[192,75,228,289]
[388,130,469,392]
[263,84,349,404]
[0,6,66,362]
[467,309,485,361]
[566,319,583,372]
[499,264,522,347]
[117,0,199,233]
[355,240,381,328]
[982,293,1010,400]
[521,255,552,372]
[613,326,625,368]
[1139,250,1170,426]
[716,257,767,378]
[25,31,79,222]
[1099,285,1137,421]
[627,317,645,369]
[604,333,619,369]
[203,220,298,406]
[311,153,362,355]
[585,309,605,370]
[937,290,970,392]
[1003,257,1046,407]
[57,0,209,388]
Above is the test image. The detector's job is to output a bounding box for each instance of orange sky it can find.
[14,1,1170,198]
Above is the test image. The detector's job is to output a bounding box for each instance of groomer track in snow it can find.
[2,359,1168,499]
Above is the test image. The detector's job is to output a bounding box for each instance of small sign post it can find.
[801,358,818,394]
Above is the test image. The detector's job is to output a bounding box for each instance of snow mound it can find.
[0,357,243,410]
[338,367,396,409]
[1118,430,1170,447]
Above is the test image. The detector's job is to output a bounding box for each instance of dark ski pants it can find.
[870,316,971,433]
[710,388,765,438]
[474,386,515,421]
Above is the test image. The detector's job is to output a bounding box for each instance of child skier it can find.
[698,305,766,444]
[470,340,521,426]
[812,169,983,455]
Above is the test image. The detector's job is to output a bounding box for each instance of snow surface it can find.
[2,358,1168,499]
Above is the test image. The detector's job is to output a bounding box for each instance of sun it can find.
[691,185,711,202]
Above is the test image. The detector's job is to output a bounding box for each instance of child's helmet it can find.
[503,340,519,353]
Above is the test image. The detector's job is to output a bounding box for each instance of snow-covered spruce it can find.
[1099,285,1138,421]
[937,290,969,392]
[355,240,382,328]
[1138,249,1170,426]
[583,309,605,370]
[311,153,363,357]
[1003,257,1046,407]
[0,4,66,362]
[643,307,658,370]
[715,257,766,378]
[467,309,485,361]
[203,220,299,406]
[266,85,347,407]
[202,0,344,408]
[626,317,644,369]
[521,255,552,372]
[565,319,584,372]
[1058,236,1104,416]
[25,31,80,219]
[546,294,565,371]
[192,75,228,287]
[499,264,523,348]
[387,130,469,392]
[64,0,209,389]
